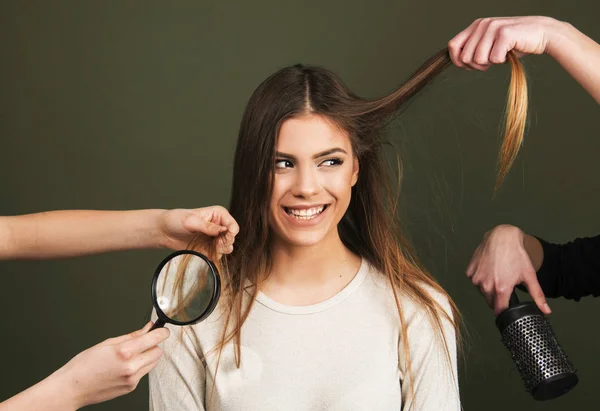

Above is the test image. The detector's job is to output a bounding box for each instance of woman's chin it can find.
[272,227,332,248]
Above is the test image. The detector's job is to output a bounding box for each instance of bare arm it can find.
[0,368,78,411]
[0,206,239,260]
[547,20,600,104]
[0,210,164,260]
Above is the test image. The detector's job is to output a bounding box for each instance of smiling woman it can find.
[149,43,528,409]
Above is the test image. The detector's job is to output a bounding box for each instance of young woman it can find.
[148,14,573,411]
[149,49,463,411]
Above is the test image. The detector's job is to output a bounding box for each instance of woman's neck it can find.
[260,230,362,305]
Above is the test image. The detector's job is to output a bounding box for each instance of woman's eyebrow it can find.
[275,147,348,160]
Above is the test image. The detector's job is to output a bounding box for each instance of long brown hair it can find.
[190,48,527,404]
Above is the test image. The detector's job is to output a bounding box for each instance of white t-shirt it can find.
[149,258,460,411]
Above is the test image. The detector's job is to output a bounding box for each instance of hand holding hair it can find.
[448,16,600,103]
[0,206,239,260]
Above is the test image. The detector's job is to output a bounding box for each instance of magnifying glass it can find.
[150,250,221,331]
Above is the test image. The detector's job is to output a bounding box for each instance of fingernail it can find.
[543,303,551,313]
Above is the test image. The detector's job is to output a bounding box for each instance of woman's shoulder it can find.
[363,259,454,321]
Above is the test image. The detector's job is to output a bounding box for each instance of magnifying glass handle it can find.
[149,318,165,332]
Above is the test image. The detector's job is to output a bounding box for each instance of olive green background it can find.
[1,1,599,410]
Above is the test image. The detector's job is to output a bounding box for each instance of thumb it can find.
[524,277,551,315]
[99,321,154,347]
[466,245,482,278]
[183,215,226,236]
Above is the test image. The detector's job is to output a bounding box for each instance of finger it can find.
[466,245,482,278]
[493,288,512,316]
[217,243,234,255]
[100,322,154,346]
[132,358,161,383]
[142,321,154,332]
[184,215,226,236]
[120,327,170,357]
[448,20,479,67]
[524,275,552,315]
[473,20,502,66]
[460,19,492,71]
[218,233,235,246]
[207,206,239,236]
[127,346,164,375]
[217,212,240,237]
[489,26,517,64]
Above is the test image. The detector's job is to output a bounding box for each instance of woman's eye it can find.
[275,159,293,169]
[321,158,344,167]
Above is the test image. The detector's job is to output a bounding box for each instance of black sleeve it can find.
[535,234,600,301]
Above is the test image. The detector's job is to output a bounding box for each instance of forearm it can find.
[548,20,600,104]
[0,209,166,260]
[0,371,78,411]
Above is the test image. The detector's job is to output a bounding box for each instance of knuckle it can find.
[488,19,500,29]
[481,283,494,295]
[490,55,504,64]
[103,337,116,345]
[116,346,132,361]
[498,26,512,39]
[125,376,140,391]
[122,362,137,377]
[494,284,509,295]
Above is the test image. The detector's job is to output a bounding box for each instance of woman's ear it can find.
[351,157,359,187]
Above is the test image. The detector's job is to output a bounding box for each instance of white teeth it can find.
[286,206,326,220]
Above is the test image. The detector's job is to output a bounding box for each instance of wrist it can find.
[39,367,81,411]
[135,209,168,249]
[544,18,576,59]
[155,209,175,249]
[523,234,544,272]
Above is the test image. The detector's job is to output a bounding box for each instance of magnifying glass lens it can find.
[153,252,218,325]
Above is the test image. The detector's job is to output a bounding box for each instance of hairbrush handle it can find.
[509,290,520,307]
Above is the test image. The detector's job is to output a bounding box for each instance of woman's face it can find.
[268,114,359,248]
